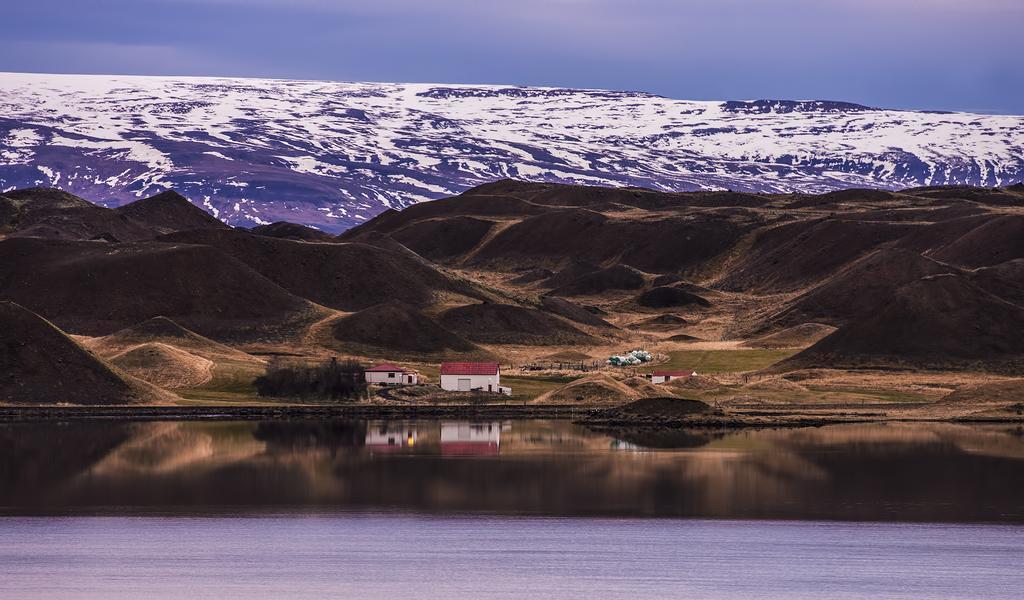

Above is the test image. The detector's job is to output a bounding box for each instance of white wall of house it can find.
[440,373,501,393]
[652,373,694,384]
[366,371,418,385]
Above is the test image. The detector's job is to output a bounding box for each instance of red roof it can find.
[441,362,500,376]
[366,363,408,373]
[653,370,695,377]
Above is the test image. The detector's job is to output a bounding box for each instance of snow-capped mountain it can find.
[1,72,1022,232]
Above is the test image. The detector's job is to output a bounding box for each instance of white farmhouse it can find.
[439,362,511,395]
[365,363,419,385]
[651,369,697,384]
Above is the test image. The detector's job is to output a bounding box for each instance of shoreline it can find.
[0,404,603,423]
[0,404,1021,426]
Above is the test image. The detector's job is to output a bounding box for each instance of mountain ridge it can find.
[1,72,1021,232]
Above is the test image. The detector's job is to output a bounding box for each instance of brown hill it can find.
[742,323,836,349]
[437,303,597,346]
[330,302,481,355]
[628,314,688,331]
[972,259,1024,307]
[942,379,1024,403]
[637,286,711,308]
[160,229,489,311]
[539,296,616,329]
[1,187,155,242]
[532,373,642,405]
[0,301,158,404]
[782,274,1024,372]
[251,221,335,241]
[339,189,543,237]
[507,268,555,286]
[550,264,646,296]
[388,216,495,261]
[114,190,225,235]
[596,397,718,419]
[928,215,1024,268]
[89,316,255,361]
[759,248,955,330]
[667,334,702,342]
[0,237,314,339]
[108,343,213,389]
[468,208,749,274]
[719,219,917,293]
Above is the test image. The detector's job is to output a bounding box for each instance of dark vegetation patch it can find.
[255,357,367,401]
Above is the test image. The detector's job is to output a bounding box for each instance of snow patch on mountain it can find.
[0,72,1021,232]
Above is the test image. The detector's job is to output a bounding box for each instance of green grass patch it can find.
[646,349,798,374]
[503,374,578,403]
[804,385,930,404]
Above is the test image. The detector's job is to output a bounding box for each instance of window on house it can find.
[388,372,395,378]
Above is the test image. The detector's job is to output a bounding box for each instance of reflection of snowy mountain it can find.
[2,72,1021,232]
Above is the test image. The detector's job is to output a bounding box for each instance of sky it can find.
[3,0,1023,114]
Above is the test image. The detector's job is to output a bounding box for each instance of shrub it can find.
[254,357,367,401]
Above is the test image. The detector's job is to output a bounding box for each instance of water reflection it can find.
[1,420,1023,520]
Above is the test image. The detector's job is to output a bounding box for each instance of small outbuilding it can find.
[439,362,511,395]
[651,369,697,384]
[365,363,419,386]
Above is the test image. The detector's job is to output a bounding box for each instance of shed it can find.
[365,363,419,385]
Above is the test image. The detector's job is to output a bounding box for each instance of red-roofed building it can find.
[651,369,697,384]
[440,362,511,395]
[365,363,419,385]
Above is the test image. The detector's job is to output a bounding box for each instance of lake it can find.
[1,420,1023,598]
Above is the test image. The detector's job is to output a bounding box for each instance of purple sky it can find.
[3,0,1022,113]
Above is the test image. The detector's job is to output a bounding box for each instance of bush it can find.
[254,357,367,401]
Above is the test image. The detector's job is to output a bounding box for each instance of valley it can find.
[2,180,1024,425]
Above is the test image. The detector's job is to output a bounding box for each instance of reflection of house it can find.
[365,363,419,385]
[440,422,501,456]
[365,424,418,451]
[439,362,511,395]
[651,370,697,384]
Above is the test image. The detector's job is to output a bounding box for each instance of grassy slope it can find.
[646,349,799,374]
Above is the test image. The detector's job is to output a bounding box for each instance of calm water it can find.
[1,516,1022,600]
[2,420,1023,598]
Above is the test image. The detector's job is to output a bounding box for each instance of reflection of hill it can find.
[3,421,1024,520]
[0,422,137,506]
[88,422,266,475]
[603,429,727,449]
[255,421,367,451]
